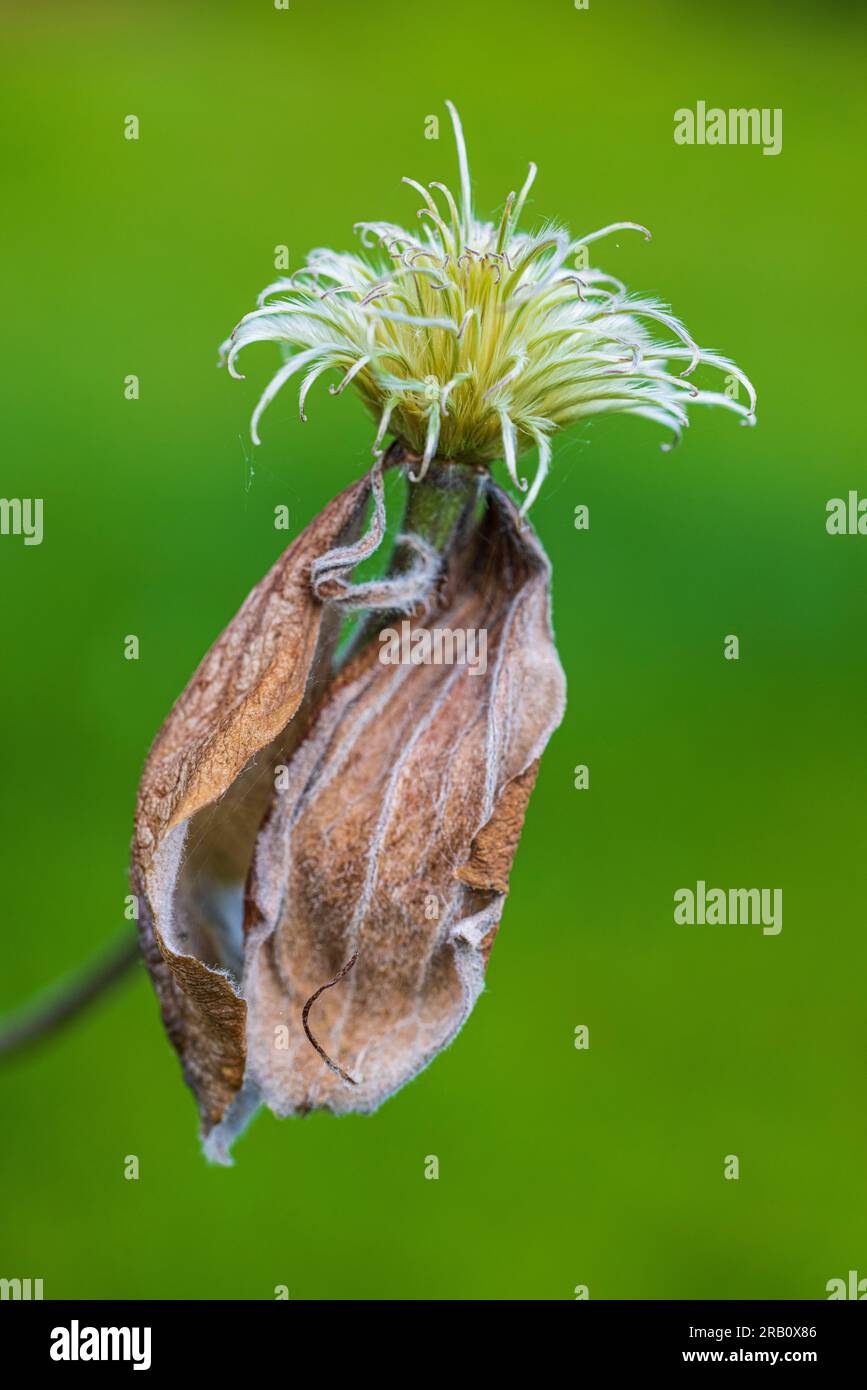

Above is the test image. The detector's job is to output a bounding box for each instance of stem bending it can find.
[0,934,141,1060]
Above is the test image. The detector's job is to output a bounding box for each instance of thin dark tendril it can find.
[301,953,359,1086]
[0,934,141,1059]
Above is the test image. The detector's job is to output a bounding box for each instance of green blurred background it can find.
[1,0,865,1300]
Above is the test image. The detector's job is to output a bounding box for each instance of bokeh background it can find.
[1,0,865,1300]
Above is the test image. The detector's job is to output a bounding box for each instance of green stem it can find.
[399,458,482,557]
[0,934,141,1060]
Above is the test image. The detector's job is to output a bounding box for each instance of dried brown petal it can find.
[132,456,565,1162]
[132,466,380,1135]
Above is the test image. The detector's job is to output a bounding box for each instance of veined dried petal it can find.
[132,462,388,1136]
[212,481,563,1155]
[132,448,565,1162]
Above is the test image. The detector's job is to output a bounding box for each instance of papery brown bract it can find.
[132,449,565,1162]
[132,466,374,1135]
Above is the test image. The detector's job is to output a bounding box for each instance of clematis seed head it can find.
[134,104,756,1163]
[221,101,756,511]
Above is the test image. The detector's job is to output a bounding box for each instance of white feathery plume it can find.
[221,102,756,512]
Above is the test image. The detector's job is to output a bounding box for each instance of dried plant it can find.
[128,104,754,1162]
